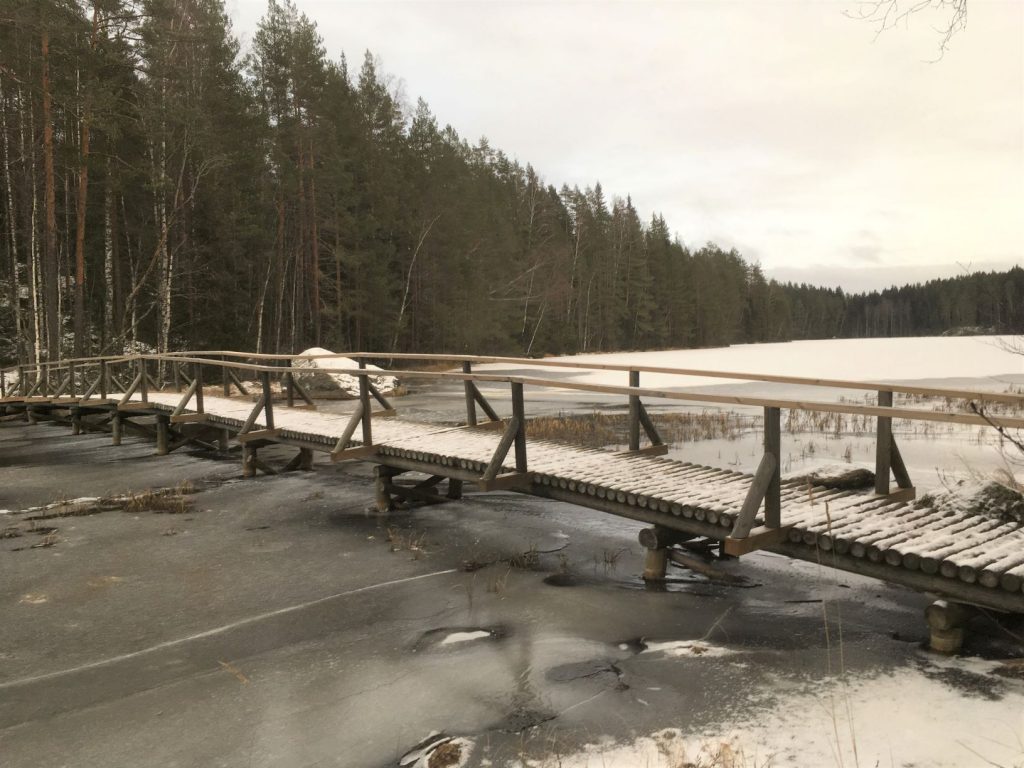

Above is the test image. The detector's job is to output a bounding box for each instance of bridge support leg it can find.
[639,526,687,581]
[374,465,399,512]
[242,444,256,477]
[26,405,37,425]
[218,428,230,452]
[111,412,122,445]
[926,599,974,654]
[71,406,82,436]
[155,415,170,456]
[447,478,463,500]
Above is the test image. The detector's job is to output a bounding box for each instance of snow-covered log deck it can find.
[51,391,1021,613]
[4,348,1024,618]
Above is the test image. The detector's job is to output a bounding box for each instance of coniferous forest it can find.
[1,0,1021,367]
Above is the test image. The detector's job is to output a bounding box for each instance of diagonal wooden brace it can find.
[729,452,778,540]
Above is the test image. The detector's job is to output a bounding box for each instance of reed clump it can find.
[526,411,753,448]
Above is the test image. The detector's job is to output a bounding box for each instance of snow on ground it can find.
[439,630,492,646]
[477,336,1023,392]
[530,659,1024,768]
[639,639,735,658]
[292,347,398,397]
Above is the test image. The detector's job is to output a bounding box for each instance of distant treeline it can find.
[0,1,1020,367]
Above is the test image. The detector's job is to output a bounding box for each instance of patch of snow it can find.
[440,630,492,646]
[292,347,398,397]
[544,661,1024,768]
[640,639,734,658]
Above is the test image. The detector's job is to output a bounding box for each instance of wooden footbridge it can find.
[4,351,1024,625]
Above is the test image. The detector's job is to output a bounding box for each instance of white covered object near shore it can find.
[292,347,398,397]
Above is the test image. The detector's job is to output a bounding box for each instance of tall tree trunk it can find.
[72,3,101,357]
[0,83,24,360]
[41,27,60,361]
[103,157,114,349]
[309,141,320,346]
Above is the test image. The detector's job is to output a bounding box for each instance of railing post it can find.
[628,370,640,452]
[194,363,205,413]
[261,369,274,429]
[764,406,781,528]
[511,380,527,472]
[1,368,5,399]
[100,359,108,400]
[138,358,148,403]
[69,361,77,398]
[463,361,477,426]
[18,366,25,397]
[359,361,372,446]
[173,361,182,392]
[875,390,893,495]
[222,355,230,397]
[285,358,295,408]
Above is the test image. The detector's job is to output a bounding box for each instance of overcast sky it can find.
[225,0,1023,292]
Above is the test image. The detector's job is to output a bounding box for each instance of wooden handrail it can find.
[4,350,1020,430]
[7,347,1021,405]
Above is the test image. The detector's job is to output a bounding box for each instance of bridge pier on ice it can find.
[4,350,1024,653]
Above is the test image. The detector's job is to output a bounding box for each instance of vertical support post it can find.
[763,406,781,528]
[111,412,122,445]
[138,358,148,403]
[447,478,464,500]
[285,358,295,408]
[358,361,372,446]
[71,406,81,435]
[875,390,893,495]
[100,359,108,400]
[242,444,256,477]
[155,415,169,455]
[1,368,5,399]
[173,362,182,392]
[69,361,77,398]
[463,361,477,427]
[18,366,25,397]
[374,465,393,512]
[222,355,230,397]
[194,363,204,413]
[511,380,527,472]
[261,370,275,430]
[628,370,640,452]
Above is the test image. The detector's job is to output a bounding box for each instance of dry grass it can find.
[121,489,191,515]
[385,526,428,558]
[527,411,753,448]
[427,740,462,768]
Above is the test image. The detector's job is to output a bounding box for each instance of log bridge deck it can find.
[4,351,1024,627]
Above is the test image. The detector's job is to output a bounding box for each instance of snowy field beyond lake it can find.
[480,335,1024,392]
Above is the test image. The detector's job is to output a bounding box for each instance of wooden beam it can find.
[478,471,535,492]
[891,434,913,489]
[723,525,794,556]
[332,402,365,454]
[764,406,781,528]
[170,413,208,424]
[481,415,521,483]
[628,370,641,451]
[875,390,893,495]
[730,452,778,539]
[330,445,377,462]
[238,428,282,443]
